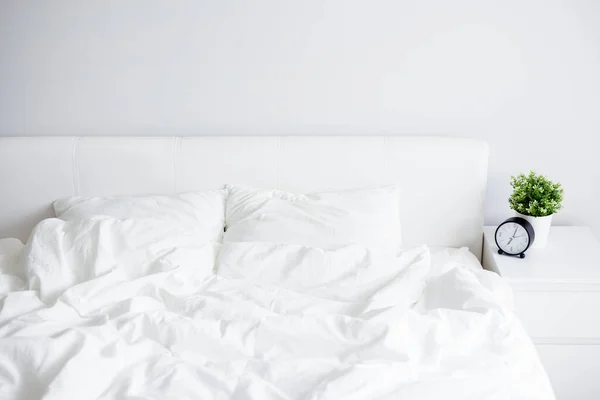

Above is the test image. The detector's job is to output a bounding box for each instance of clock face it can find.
[496,222,530,255]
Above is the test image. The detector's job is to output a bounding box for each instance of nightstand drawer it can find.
[536,344,600,400]
[513,291,600,339]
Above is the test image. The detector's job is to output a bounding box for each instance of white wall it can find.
[1,1,599,234]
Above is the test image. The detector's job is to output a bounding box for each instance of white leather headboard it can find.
[0,136,488,258]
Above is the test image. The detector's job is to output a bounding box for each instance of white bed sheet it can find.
[0,221,553,399]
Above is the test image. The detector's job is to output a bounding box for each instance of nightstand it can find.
[483,226,600,400]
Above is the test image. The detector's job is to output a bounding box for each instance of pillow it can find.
[53,191,227,243]
[224,185,402,250]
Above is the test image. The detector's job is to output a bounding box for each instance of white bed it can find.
[0,136,486,256]
[0,136,554,399]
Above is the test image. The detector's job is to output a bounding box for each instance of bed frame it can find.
[0,136,489,259]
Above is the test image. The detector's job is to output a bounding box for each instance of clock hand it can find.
[513,227,518,237]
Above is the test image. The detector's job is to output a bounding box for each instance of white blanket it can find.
[0,219,554,399]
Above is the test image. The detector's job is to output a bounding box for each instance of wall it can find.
[1,1,599,234]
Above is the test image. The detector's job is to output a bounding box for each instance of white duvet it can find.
[0,219,554,399]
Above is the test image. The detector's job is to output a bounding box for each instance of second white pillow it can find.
[224,185,402,250]
[53,191,227,244]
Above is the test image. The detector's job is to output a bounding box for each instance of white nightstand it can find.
[483,226,600,400]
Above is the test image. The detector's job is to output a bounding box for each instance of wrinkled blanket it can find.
[0,218,554,399]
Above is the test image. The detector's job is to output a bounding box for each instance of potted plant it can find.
[508,171,564,248]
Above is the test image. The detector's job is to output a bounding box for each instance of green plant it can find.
[508,171,564,217]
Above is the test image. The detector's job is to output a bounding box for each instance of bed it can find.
[0,136,554,399]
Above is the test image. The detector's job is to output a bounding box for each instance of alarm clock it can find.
[494,217,535,258]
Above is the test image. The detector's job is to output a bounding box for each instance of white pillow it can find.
[224,185,402,250]
[53,191,227,243]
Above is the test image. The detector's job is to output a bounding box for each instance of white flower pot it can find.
[515,212,553,248]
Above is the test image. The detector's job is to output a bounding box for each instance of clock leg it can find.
[519,253,526,259]
[498,249,504,255]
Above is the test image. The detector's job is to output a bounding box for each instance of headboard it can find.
[0,136,489,258]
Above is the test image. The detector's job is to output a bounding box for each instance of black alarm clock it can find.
[494,217,535,258]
